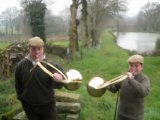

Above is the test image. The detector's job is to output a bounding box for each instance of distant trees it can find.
[126,2,160,33]
[80,0,127,47]
[137,2,160,32]
[45,10,69,35]
[0,0,70,41]
[104,2,160,33]
[0,0,128,60]
[67,0,127,60]
[0,7,19,39]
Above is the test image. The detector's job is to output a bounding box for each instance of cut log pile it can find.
[0,42,67,77]
[0,42,28,76]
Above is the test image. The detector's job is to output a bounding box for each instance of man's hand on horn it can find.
[52,72,63,82]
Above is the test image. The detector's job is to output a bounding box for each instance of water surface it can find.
[116,32,160,54]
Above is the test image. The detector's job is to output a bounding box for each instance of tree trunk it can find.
[10,19,14,36]
[5,18,8,40]
[90,14,97,47]
[69,0,79,60]
[81,0,89,47]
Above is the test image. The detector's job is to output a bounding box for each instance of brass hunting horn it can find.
[36,61,82,91]
[87,74,128,97]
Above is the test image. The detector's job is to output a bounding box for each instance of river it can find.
[115,32,160,54]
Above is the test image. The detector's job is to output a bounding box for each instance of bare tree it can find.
[81,0,89,47]
[87,0,126,47]
[0,7,19,40]
[69,0,80,60]
[45,10,69,36]
[13,10,32,40]
[137,2,160,32]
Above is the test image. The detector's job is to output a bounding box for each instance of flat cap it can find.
[29,36,44,46]
[127,54,144,64]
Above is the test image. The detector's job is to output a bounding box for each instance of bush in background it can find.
[153,38,160,56]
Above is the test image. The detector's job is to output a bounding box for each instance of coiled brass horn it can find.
[36,61,82,91]
[87,74,128,97]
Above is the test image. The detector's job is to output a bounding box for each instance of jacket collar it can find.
[25,54,46,66]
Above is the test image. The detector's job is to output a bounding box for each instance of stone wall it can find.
[12,90,81,120]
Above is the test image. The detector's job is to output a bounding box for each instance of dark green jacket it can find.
[15,58,64,106]
[109,73,150,120]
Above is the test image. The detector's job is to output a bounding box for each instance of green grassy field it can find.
[0,31,160,119]
[0,26,18,35]
[0,41,11,49]
[64,31,160,120]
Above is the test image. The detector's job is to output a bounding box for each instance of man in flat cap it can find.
[108,54,150,120]
[15,36,64,120]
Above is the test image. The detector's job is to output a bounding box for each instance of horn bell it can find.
[87,77,107,97]
[64,80,82,91]
[64,69,83,91]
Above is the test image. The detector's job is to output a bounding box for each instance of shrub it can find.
[153,38,160,56]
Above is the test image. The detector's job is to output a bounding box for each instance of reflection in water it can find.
[116,32,160,54]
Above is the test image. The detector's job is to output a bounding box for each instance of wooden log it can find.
[6,50,10,76]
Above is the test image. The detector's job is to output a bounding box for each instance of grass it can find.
[63,31,160,120]
[0,41,12,50]
[0,26,18,35]
[0,31,160,119]
[47,40,69,47]
[63,32,129,120]
[0,77,21,119]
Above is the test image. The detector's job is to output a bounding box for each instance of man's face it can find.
[29,46,44,61]
[129,62,143,76]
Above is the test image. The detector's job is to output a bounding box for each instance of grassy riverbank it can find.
[0,31,160,119]
[64,31,160,120]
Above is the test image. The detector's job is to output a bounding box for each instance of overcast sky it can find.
[0,0,21,14]
[0,0,71,16]
[0,0,160,16]
[126,0,160,17]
